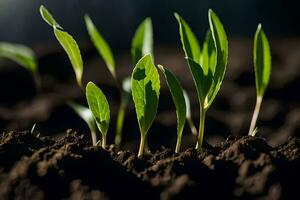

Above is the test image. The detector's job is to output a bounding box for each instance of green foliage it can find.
[131,54,160,156]
[0,42,37,72]
[254,24,271,97]
[68,101,98,145]
[86,82,110,147]
[85,15,116,78]
[175,9,228,148]
[158,65,186,152]
[40,5,83,89]
[131,18,153,65]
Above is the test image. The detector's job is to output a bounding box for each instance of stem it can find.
[196,106,206,149]
[138,135,146,157]
[32,71,42,92]
[115,101,126,145]
[175,134,182,153]
[248,96,263,136]
[91,131,97,146]
[187,117,198,136]
[101,134,107,148]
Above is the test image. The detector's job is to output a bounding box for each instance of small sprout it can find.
[131,18,153,65]
[40,5,83,89]
[183,90,198,136]
[86,82,110,148]
[0,42,41,90]
[248,24,271,136]
[68,101,98,145]
[158,65,186,153]
[30,123,37,134]
[131,54,160,156]
[84,15,116,78]
[175,9,228,148]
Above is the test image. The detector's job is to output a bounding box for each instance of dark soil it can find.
[0,131,299,200]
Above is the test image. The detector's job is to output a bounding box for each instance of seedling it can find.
[0,42,40,90]
[183,90,198,136]
[248,24,271,136]
[68,102,98,145]
[132,54,160,156]
[175,9,228,148]
[40,5,84,89]
[86,82,110,148]
[158,65,186,153]
[84,15,153,145]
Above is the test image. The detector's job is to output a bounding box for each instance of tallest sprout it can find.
[248,24,272,136]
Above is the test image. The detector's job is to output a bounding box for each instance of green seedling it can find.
[248,24,271,136]
[158,65,186,153]
[183,90,198,136]
[68,101,98,145]
[40,5,83,89]
[86,82,110,148]
[132,54,160,156]
[84,15,153,145]
[0,42,40,90]
[175,9,228,148]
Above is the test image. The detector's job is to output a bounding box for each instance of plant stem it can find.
[175,134,182,153]
[187,117,198,136]
[101,135,107,148]
[138,135,146,157]
[248,95,263,136]
[91,131,97,146]
[115,100,126,145]
[196,106,206,149]
[32,71,42,92]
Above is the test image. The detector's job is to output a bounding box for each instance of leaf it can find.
[158,65,186,136]
[0,42,37,72]
[174,13,200,61]
[131,54,160,135]
[254,24,271,96]
[54,28,83,88]
[200,30,216,75]
[85,15,116,78]
[131,18,153,65]
[68,101,97,135]
[39,5,62,29]
[86,82,110,136]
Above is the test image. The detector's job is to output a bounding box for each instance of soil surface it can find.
[0,131,299,200]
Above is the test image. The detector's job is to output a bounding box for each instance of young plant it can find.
[84,15,153,145]
[175,9,228,149]
[158,65,186,153]
[68,102,98,145]
[248,24,271,136]
[0,42,40,90]
[131,54,160,156]
[40,5,83,89]
[86,82,110,148]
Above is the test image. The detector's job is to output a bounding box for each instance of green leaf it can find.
[39,5,62,29]
[0,42,37,72]
[86,82,110,137]
[131,54,160,136]
[54,28,83,88]
[254,24,271,96]
[158,65,186,136]
[174,13,200,61]
[200,30,216,75]
[85,15,116,78]
[68,101,97,135]
[131,18,153,65]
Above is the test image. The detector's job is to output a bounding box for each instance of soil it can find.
[0,131,299,200]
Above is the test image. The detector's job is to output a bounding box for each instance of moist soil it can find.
[0,131,299,200]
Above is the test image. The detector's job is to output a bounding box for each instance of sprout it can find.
[248,24,271,136]
[86,82,110,148]
[84,15,153,145]
[183,90,198,136]
[131,54,160,156]
[158,65,186,153]
[0,42,40,90]
[175,9,228,148]
[40,5,83,89]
